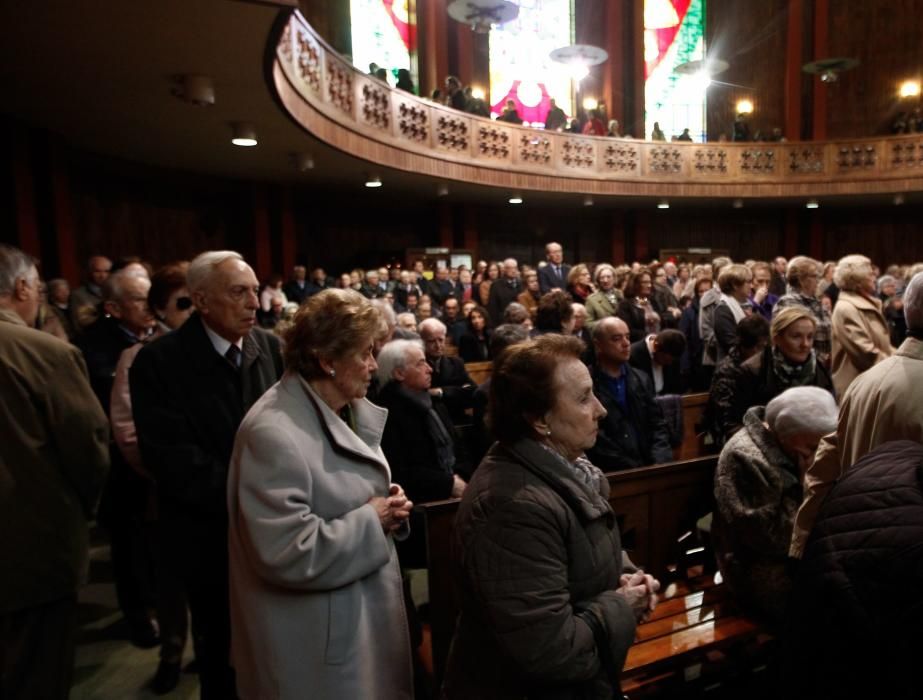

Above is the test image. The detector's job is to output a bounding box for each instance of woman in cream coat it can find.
[227,289,414,700]
[829,255,894,397]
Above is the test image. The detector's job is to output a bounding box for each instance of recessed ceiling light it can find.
[583,195,594,207]
[806,199,819,209]
[508,195,523,204]
[365,176,382,188]
[295,153,314,171]
[657,200,670,209]
[437,183,449,197]
[894,193,905,206]
[230,122,257,147]
[732,198,743,209]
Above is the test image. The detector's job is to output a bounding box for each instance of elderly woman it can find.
[724,307,834,437]
[616,268,662,342]
[713,386,838,629]
[516,269,541,320]
[774,256,832,366]
[443,335,659,699]
[534,289,576,335]
[829,254,894,397]
[227,289,413,700]
[712,264,753,362]
[584,263,623,329]
[566,263,595,303]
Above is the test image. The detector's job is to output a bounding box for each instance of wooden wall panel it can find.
[826,0,923,138]
[706,0,789,142]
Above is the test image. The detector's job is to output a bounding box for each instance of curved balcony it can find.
[272,12,923,201]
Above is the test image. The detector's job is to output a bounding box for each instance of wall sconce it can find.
[230,122,258,147]
[736,99,754,115]
[582,97,598,111]
[470,87,486,101]
[899,80,921,98]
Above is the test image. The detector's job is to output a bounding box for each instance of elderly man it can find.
[78,270,158,647]
[769,256,788,297]
[487,257,521,327]
[360,269,386,299]
[791,271,923,558]
[538,242,571,294]
[588,317,673,470]
[0,245,109,699]
[69,254,112,332]
[131,251,283,698]
[282,264,311,305]
[419,317,475,423]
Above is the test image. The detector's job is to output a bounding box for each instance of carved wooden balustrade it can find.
[273,12,923,199]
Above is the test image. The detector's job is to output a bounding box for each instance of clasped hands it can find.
[369,483,413,534]
[615,571,660,622]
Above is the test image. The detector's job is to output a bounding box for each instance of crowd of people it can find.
[3,238,923,699]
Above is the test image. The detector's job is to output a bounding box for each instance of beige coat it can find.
[829,290,893,397]
[227,373,413,700]
[791,337,923,557]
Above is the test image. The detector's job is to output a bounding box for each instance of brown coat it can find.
[829,290,893,397]
[791,337,923,557]
[0,309,109,613]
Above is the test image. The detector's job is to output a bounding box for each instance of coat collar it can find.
[503,438,612,521]
[0,308,27,327]
[293,373,390,473]
[183,313,263,372]
[839,290,883,313]
[897,337,923,361]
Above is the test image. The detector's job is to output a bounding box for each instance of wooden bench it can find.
[463,360,492,386]
[672,392,712,461]
[418,454,753,688]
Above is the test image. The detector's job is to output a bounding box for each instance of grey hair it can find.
[904,271,923,332]
[765,387,838,440]
[376,338,424,386]
[371,298,396,328]
[103,269,151,302]
[0,244,37,297]
[419,317,446,336]
[186,250,244,294]
[833,254,872,292]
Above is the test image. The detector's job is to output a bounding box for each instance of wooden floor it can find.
[72,536,198,699]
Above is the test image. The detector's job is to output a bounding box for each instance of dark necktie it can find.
[225,344,241,370]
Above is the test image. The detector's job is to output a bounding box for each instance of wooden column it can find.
[280,186,297,274]
[252,184,272,282]
[783,0,804,140]
[418,0,449,98]
[12,128,41,263]
[602,1,626,127]
[454,23,474,87]
[49,140,79,285]
[610,210,627,264]
[811,0,829,140]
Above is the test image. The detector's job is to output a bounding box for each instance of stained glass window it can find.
[350,0,415,88]
[644,0,706,141]
[488,0,574,126]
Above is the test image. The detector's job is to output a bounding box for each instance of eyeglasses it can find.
[176,296,192,311]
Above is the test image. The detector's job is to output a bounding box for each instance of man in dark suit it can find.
[588,317,673,470]
[419,317,475,423]
[629,328,687,396]
[487,257,521,327]
[538,241,571,294]
[1,245,110,700]
[282,264,312,305]
[131,251,283,699]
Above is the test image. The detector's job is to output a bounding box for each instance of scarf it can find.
[719,293,746,323]
[771,346,816,387]
[396,384,456,474]
[538,442,605,495]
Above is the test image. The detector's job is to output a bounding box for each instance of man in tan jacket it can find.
[791,271,923,557]
[0,244,110,699]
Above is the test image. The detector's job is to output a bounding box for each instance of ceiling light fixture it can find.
[447,0,519,34]
[894,193,905,206]
[732,198,744,209]
[550,44,609,85]
[657,200,670,209]
[230,122,258,147]
[365,176,383,188]
[583,195,594,207]
[508,195,523,204]
[806,199,819,209]
[437,183,450,197]
[294,153,314,171]
[171,74,215,107]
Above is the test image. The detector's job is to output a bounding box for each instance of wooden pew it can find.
[672,392,713,461]
[463,360,492,386]
[418,454,721,685]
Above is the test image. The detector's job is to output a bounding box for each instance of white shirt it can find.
[645,334,664,394]
[203,321,244,367]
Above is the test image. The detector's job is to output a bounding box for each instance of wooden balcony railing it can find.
[272,11,923,200]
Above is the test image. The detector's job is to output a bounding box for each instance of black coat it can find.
[539,263,571,295]
[588,365,673,470]
[628,338,686,395]
[784,441,923,699]
[130,313,283,519]
[428,355,475,423]
[487,277,522,327]
[282,280,316,305]
[79,316,142,414]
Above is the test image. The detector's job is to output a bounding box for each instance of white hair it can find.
[103,269,150,302]
[765,387,838,440]
[376,339,423,386]
[904,271,923,332]
[186,250,244,294]
[419,317,446,337]
[0,244,37,297]
[370,298,396,328]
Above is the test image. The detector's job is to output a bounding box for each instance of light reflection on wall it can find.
[644,0,707,141]
[350,0,415,88]
[488,0,574,127]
